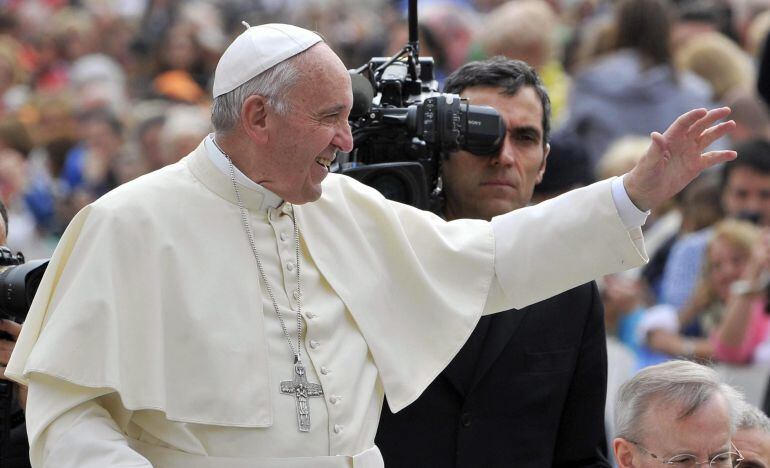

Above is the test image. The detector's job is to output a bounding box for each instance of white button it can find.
[280,232,288,242]
[334,424,344,434]
[309,340,320,349]
[329,395,341,404]
[320,366,330,375]
[287,262,295,271]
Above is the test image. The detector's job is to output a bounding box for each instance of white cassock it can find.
[6,137,647,467]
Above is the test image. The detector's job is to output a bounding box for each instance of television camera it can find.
[0,247,47,462]
[335,0,506,211]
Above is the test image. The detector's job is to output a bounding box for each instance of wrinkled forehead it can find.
[302,43,350,82]
[291,45,352,106]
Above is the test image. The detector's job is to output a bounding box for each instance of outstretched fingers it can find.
[667,108,708,136]
[686,107,732,138]
[698,120,736,149]
[700,149,738,169]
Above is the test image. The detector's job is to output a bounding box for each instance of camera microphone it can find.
[350,73,374,119]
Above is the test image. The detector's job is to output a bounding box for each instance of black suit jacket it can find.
[376,282,610,468]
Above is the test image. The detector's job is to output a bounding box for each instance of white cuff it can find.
[612,175,650,230]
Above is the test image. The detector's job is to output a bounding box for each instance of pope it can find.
[6,23,735,468]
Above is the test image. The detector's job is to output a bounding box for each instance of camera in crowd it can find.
[0,246,47,458]
[0,247,48,327]
[335,3,505,211]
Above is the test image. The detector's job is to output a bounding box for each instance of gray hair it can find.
[736,401,770,433]
[615,360,744,441]
[211,51,309,133]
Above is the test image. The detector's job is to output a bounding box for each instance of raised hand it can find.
[624,107,737,211]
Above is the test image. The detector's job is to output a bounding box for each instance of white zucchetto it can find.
[212,23,322,98]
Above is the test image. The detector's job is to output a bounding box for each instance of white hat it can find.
[212,23,322,98]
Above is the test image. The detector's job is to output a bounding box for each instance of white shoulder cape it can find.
[6,143,494,428]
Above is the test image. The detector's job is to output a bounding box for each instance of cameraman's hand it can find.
[0,319,26,409]
[624,107,736,211]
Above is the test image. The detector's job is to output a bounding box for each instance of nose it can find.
[333,120,354,153]
[491,138,515,166]
[745,193,762,214]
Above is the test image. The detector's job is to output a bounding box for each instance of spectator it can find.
[660,138,770,311]
[156,104,211,168]
[644,219,760,360]
[734,402,770,466]
[150,22,208,103]
[58,109,124,219]
[476,0,570,120]
[0,147,55,258]
[419,3,479,74]
[613,359,744,467]
[562,0,715,165]
[675,31,755,103]
[724,89,770,144]
[710,226,770,365]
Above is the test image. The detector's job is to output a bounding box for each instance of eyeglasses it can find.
[630,440,745,467]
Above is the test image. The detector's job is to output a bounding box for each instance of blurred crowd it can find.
[3,0,770,419]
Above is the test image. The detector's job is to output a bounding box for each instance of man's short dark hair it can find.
[721,138,770,190]
[443,56,552,147]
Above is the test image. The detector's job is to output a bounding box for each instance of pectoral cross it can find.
[280,362,324,432]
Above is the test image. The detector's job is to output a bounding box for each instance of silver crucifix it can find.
[280,362,324,432]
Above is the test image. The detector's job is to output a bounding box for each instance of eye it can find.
[667,454,697,465]
[710,452,734,465]
[733,189,749,200]
[513,133,538,143]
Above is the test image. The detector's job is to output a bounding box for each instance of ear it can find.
[240,95,270,145]
[535,142,550,184]
[613,438,636,468]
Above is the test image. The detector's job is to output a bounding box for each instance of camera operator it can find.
[0,198,31,468]
[376,57,611,467]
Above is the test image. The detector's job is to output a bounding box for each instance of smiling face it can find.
[707,236,751,301]
[257,44,354,204]
[441,85,549,221]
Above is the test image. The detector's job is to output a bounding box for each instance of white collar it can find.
[204,134,283,210]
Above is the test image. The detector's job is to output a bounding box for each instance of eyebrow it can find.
[736,461,765,468]
[509,126,542,140]
[318,104,349,115]
[705,445,733,459]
